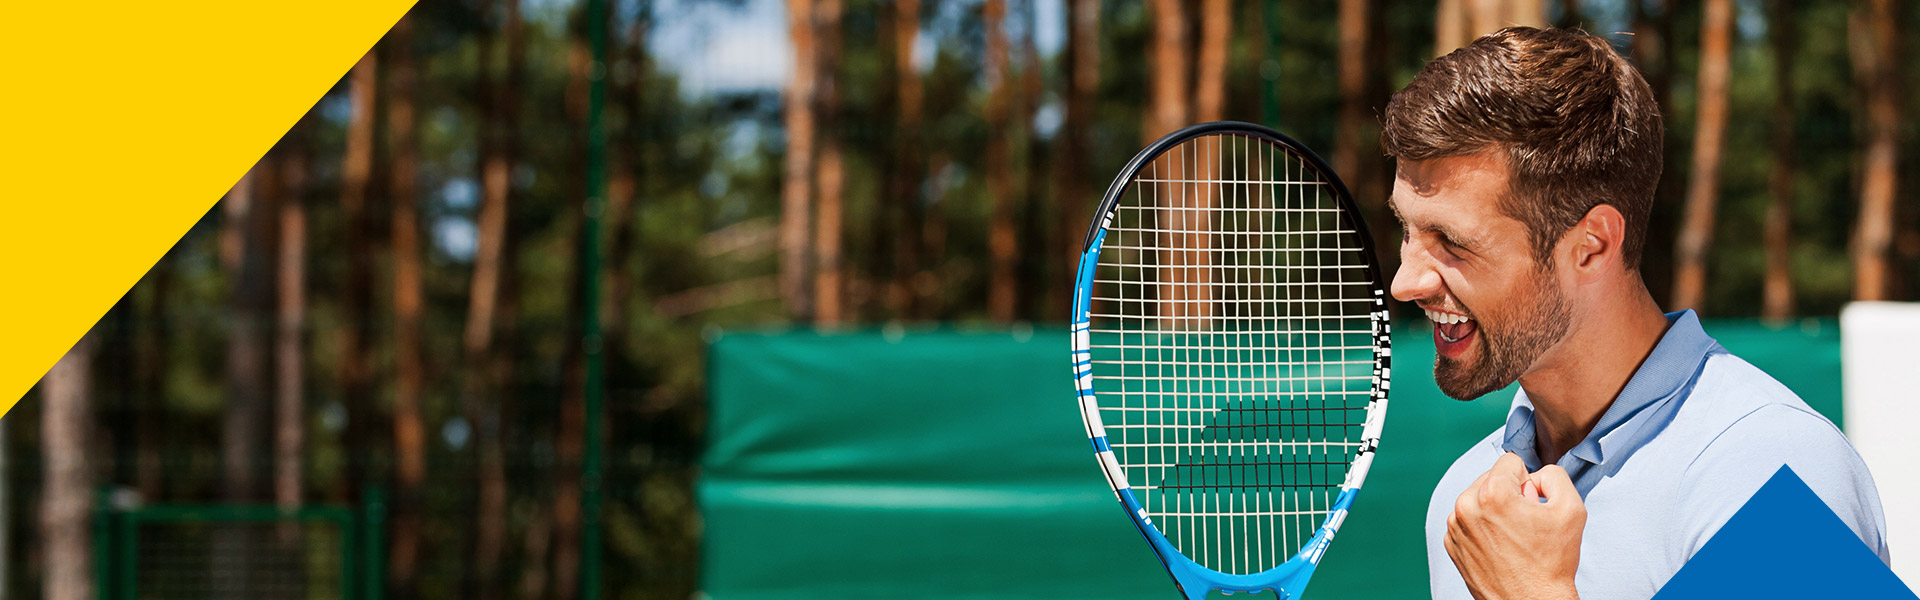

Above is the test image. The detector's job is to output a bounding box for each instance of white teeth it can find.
[1424,308,1473,325]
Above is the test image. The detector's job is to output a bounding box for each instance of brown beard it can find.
[1435,267,1573,401]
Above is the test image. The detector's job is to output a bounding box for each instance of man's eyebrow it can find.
[1429,222,1483,251]
[1387,194,1483,251]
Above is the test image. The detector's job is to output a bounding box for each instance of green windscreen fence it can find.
[95,489,386,600]
[701,319,1841,599]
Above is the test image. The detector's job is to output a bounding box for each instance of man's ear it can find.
[1564,204,1626,282]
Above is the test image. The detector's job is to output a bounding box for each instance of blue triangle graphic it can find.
[1653,465,1915,599]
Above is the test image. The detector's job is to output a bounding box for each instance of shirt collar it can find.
[1500,310,1721,471]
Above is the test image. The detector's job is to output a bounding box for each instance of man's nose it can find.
[1391,241,1441,303]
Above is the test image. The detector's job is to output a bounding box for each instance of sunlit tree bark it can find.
[468,0,521,595]
[1143,0,1211,326]
[1435,0,1544,55]
[1147,0,1189,141]
[1851,0,1901,301]
[338,49,379,508]
[1196,0,1230,123]
[40,334,94,600]
[813,0,848,324]
[1672,0,1733,311]
[275,117,311,526]
[1336,0,1373,194]
[385,11,427,596]
[782,0,817,320]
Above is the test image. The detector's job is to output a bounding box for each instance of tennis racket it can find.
[1070,122,1391,599]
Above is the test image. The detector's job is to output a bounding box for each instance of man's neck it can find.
[1517,283,1672,465]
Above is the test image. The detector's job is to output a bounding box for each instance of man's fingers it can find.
[1477,456,1529,507]
[1521,478,1540,502]
[1491,452,1529,479]
[1531,464,1580,502]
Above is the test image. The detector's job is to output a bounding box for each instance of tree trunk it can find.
[385,11,427,596]
[469,0,521,595]
[1147,0,1190,141]
[516,505,553,600]
[1435,0,1466,56]
[217,155,278,597]
[274,117,312,541]
[40,333,94,600]
[885,0,924,319]
[338,49,379,505]
[1437,0,1543,55]
[1762,0,1795,322]
[1143,0,1210,327]
[1337,0,1394,257]
[1671,0,1733,311]
[1195,0,1230,123]
[1503,0,1543,29]
[1056,0,1099,321]
[551,16,596,598]
[1468,0,1502,36]
[1851,0,1901,301]
[1336,0,1371,193]
[781,0,818,321]
[985,0,1018,322]
[813,0,847,325]
[223,160,277,506]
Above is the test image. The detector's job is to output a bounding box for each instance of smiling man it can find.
[1380,27,1891,599]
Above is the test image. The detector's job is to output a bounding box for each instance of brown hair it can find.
[1381,27,1663,268]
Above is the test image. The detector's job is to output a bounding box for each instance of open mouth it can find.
[1424,307,1478,356]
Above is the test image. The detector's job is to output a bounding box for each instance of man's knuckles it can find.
[1454,488,1482,518]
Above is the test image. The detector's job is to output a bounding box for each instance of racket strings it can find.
[1088,133,1375,575]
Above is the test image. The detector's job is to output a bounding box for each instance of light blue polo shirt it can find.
[1425,310,1890,599]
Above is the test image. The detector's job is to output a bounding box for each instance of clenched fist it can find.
[1444,453,1585,600]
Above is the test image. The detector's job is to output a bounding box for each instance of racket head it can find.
[1070,122,1392,600]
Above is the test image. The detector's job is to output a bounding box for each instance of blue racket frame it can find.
[1071,122,1392,600]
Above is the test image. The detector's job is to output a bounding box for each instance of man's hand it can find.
[1445,453,1585,600]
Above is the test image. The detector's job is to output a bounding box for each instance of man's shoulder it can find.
[1672,350,1837,446]
[1668,351,1888,561]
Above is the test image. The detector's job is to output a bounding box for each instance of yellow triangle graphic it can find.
[0,0,419,411]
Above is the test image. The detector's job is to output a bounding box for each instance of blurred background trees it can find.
[13,0,1918,599]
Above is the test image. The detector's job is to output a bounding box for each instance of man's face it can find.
[1387,152,1573,401]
